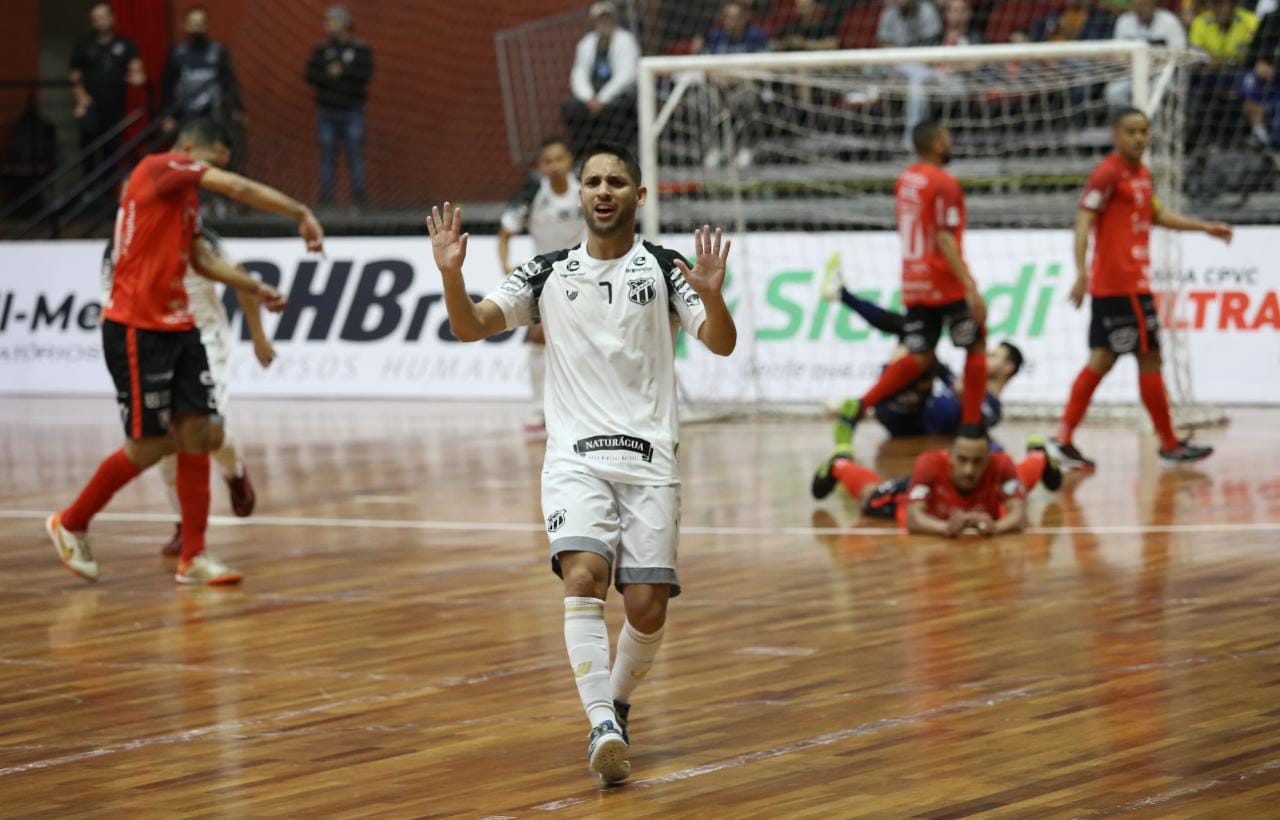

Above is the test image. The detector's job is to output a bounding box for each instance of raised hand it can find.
[1205,222,1233,243]
[256,282,287,313]
[674,225,731,297]
[299,210,325,255]
[427,202,469,276]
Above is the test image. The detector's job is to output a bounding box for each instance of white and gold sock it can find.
[611,621,665,705]
[564,596,616,728]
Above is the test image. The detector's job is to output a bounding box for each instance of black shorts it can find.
[862,477,909,520]
[902,300,983,354]
[1089,293,1160,354]
[102,319,219,439]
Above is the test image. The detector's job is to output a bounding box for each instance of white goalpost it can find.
[638,41,1225,428]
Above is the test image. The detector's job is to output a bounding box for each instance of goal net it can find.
[640,41,1226,428]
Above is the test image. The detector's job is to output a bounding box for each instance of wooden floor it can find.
[1,397,1279,817]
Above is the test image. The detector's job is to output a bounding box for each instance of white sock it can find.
[212,434,242,479]
[528,343,546,421]
[564,597,616,728]
[159,453,180,518]
[611,621,665,705]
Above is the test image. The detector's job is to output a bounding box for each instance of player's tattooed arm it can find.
[1070,208,1096,309]
[990,496,1027,535]
[906,501,963,537]
[428,202,509,342]
[200,168,325,254]
[189,236,287,312]
[936,229,985,327]
[1154,209,1233,243]
[676,225,737,357]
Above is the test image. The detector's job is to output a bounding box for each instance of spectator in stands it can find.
[562,1,641,155]
[941,0,982,45]
[306,5,374,210]
[162,6,242,134]
[773,0,839,51]
[1242,2,1280,147]
[1031,0,1112,42]
[694,2,769,168]
[1105,0,1188,109]
[877,0,943,48]
[877,2,947,149]
[1187,0,1258,146]
[700,0,770,53]
[69,1,145,185]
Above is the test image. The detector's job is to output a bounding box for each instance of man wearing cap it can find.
[305,5,375,209]
[562,2,641,155]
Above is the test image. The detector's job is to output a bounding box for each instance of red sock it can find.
[61,449,142,533]
[1139,371,1179,450]
[832,459,881,500]
[861,356,926,408]
[961,349,988,425]
[1055,367,1104,443]
[176,453,211,563]
[1018,451,1046,491]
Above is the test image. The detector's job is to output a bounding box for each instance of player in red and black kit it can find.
[827,120,988,461]
[1051,108,1233,469]
[46,118,322,586]
[812,425,1057,536]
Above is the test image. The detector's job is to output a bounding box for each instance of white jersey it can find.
[499,174,585,255]
[485,238,707,485]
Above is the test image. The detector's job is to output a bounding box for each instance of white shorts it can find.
[542,470,682,597]
[199,322,232,417]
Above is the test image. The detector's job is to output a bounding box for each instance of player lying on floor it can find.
[820,275,1022,436]
[811,425,1060,536]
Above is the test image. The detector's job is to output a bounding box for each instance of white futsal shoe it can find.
[175,551,243,585]
[46,513,99,582]
[587,720,630,784]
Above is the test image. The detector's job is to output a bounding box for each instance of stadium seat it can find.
[838,2,883,50]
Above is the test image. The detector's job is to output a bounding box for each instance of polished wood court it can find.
[1,397,1278,816]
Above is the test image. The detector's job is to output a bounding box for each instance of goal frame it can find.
[639,41,1224,427]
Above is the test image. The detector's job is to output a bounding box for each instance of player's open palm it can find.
[676,225,731,297]
[428,202,469,275]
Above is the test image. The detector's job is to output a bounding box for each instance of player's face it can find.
[936,128,954,166]
[537,143,573,182]
[950,436,990,492]
[988,345,1010,378]
[1114,114,1149,163]
[580,154,645,238]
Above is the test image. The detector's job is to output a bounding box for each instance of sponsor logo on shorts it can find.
[546,509,566,533]
[573,434,655,463]
[683,291,701,306]
[143,390,171,410]
[1108,327,1139,352]
[627,278,656,307]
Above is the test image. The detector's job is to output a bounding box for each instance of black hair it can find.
[1112,107,1149,128]
[538,136,570,154]
[912,119,947,155]
[579,140,641,186]
[955,423,991,443]
[998,340,1024,377]
[177,117,233,151]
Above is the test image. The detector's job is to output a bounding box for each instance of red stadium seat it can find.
[985,0,1059,44]
[839,2,884,50]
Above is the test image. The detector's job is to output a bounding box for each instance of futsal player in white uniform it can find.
[497,138,584,438]
[428,142,737,784]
